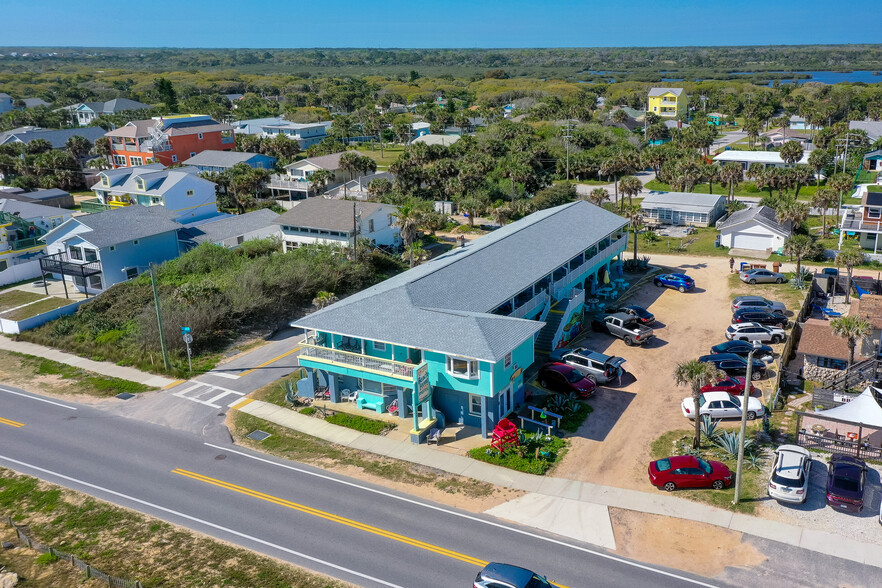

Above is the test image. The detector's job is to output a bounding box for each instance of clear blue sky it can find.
[2,0,877,48]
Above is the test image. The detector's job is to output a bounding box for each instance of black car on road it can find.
[699,353,767,380]
[732,308,788,329]
[710,340,774,361]
[608,305,655,325]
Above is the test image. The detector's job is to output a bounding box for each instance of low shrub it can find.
[468,434,568,475]
[324,412,394,435]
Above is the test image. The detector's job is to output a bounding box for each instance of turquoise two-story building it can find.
[293,200,629,442]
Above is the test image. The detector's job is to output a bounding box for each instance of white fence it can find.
[0,259,42,286]
[0,298,86,334]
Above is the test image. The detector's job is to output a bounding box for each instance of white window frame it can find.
[129,156,143,166]
[186,189,194,197]
[171,155,178,163]
[112,155,126,166]
[868,207,882,220]
[373,341,387,351]
[468,394,482,416]
[504,352,512,369]
[68,246,82,260]
[446,355,479,380]
[198,133,204,140]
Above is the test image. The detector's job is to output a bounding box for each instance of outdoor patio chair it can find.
[427,428,442,445]
[341,389,357,402]
[813,304,842,317]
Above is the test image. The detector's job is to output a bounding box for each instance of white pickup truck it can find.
[591,313,655,346]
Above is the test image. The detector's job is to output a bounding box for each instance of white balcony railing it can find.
[842,214,882,233]
[552,235,627,299]
[511,291,548,319]
[299,339,414,379]
[269,174,314,191]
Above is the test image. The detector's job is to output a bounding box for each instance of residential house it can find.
[849,120,882,143]
[713,150,810,177]
[789,115,821,131]
[105,115,235,168]
[180,209,280,249]
[87,165,218,222]
[648,88,687,119]
[862,148,882,174]
[5,188,74,208]
[840,189,882,253]
[259,121,332,149]
[230,116,288,135]
[275,198,400,251]
[325,172,394,200]
[0,199,73,273]
[62,98,152,126]
[411,134,460,147]
[269,151,366,200]
[39,205,183,296]
[797,318,865,382]
[0,93,12,114]
[853,295,882,359]
[291,200,629,441]
[717,205,791,252]
[640,192,726,227]
[182,150,276,174]
[0,126,105,151]
[20,98,50,109]
[412,122,431,137]
[707,112,731,126]
[762,128,812,149]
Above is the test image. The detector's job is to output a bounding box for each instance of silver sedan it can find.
[740,268,787,284]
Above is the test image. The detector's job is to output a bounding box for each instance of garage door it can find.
[732,233,770,250]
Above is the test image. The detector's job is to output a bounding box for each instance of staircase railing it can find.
[826,358,882,391]
[550,288,584,351]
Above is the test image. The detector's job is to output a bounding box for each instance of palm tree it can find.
[830,315,872,373]
[673,360,724,449]
[783,234,815,278]
[338,151,362,182]
[836,245,865,304]
[779,140,804,167]
[808,149,831,186]
[312,291,338,309]
[393,202,420,268]
[308,168,335,196]
[622,203,643,260]
[720,162,743,203]
[701,162,720,194]
[587,187,608,207]
[618,175,642,208]
[743,118,762,149]
[811,187,837,236]
[776,198,809,231]
[791,165,814,198]
[828,173,854,219]
[408,240,430,266]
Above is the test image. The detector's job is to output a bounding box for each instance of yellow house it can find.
[648,87,687,119]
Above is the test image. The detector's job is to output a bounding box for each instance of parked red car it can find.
[701,377,758,397]
[648,455,733,491]
[537,363,597,398]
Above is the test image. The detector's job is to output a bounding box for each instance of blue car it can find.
[654,273,695,293]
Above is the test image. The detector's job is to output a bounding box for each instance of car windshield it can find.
[772,472,804,486]
[565,370,584,384]
[696,458,713,474]
[833,475,860,493]
[655,458,672,472]
[526,575,552,588]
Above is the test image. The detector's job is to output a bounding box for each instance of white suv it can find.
[726,322,787,344]
[681,391,765,420]
[768,445,812,504]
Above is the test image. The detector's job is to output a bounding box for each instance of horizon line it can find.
[3,43,882,51]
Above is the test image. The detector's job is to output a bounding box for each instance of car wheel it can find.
[678,286,686,293]
[747,411,757,420]
[654,280,662,287]
[776,278,784,284]
[663,482,676,492]
[623,337,634,346]
[749,279,756,285]
[586,374,597,384]
[712,480,725,490]
[771,335,781,343]
[751,371,762,381]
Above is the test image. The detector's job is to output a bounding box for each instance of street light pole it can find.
[149,263,170,371]
[733,340,761,505]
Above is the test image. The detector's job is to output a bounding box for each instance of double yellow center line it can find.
[0,416,24,428]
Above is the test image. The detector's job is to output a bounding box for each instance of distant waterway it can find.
[582,70,882,85]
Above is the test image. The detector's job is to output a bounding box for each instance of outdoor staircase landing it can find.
[535,300,566,353]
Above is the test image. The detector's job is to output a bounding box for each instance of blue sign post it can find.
[181,326,193,373]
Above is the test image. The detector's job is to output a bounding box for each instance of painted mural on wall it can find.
[555,306,584,349]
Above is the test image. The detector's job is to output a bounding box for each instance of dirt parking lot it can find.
[553,254,799,489]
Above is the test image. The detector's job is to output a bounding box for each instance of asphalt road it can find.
[0,384,715,588]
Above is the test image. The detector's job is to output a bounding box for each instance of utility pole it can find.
[562,120,574,181]
[734,341,761,505]
[149,263,170,371]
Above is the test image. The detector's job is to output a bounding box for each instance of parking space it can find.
[551,254,792,488]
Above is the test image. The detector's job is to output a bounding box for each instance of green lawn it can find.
[4,351,154,397]
[2,297,74,321]
[554,178,609,186]
[354,144,405,168]
[0,290,45,312]
[646,179,821,201]
[637,226,729,258]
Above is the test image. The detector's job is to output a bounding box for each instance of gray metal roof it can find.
[294,200,627,361]
[182,209,279,244]
[275,198,395,232]
[648,87,684,97]
[285,150,365,171]
[850,120,882,142]
[182,150,271,168]
[17,188,70,201]
[640,191,724,213]
[0,126,105,149]
[0,198,69,219]
[716,205,790,234]
[46,205,182,248]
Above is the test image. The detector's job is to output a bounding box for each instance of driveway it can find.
[552,254,788,489]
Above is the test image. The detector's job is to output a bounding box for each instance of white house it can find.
[717,205,791,252]
[62,98,151,126]
[180,209,280,249]
[89,165,218,223]
[269,151,366,200]
[275,199,400,251]
[640,192,726,227]
[714,150,810,177]
[0,199,74,276]
[260,121,332,149]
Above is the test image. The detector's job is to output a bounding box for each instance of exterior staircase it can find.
[534,301,565,353]
[826,358,882,391]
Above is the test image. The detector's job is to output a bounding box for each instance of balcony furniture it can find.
[427,428,442,445]
[341,389,357,403]
[813,304,842,318]
[357,394,385,413]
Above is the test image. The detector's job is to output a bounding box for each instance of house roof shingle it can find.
[275,198,394,232]
[798,318,860,361]
[182,209,279,244]
[853,295,882,330]
[0,198,69,220]
[716,205,790,235]
[50,205,182,248]
[0,126,105,149]
[648,87,684,97]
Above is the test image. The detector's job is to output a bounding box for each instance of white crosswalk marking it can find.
[172,381,245,408]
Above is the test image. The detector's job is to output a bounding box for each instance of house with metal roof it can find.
[182,150,276,174]
[86,165,218,222]
[6,188,74,209]
[291,200,629,441]
[180,209,280,249]
[62,98,152,126]
[640,191,726,227]
[39,205,183,296]
[259,121,331,149]
[0,198,74,277]
[717,205,791,252]
[275,198,400,250]
[648,87,687,119]
[713,150,810,177]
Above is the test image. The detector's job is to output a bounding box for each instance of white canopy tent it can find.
[816,386,882,427]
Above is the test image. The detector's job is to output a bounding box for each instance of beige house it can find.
[268,151,366,200]
[797,318,867,383]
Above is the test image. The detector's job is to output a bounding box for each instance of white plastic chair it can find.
[341,389,357,402]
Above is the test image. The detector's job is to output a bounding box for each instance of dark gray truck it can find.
[591,312,655,346]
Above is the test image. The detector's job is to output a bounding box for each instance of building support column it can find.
[480,396,488,439]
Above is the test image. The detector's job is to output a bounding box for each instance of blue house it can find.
[182,150,276,174]
[39,206,183,296]
[292,200,628,442]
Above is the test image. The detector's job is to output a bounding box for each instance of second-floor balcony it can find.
[269,174,315,192]
[299,337,415,380]
[10,237,41,251]
[510,291,549,319]
[842,212,882,233]
[39,251,102,278]
[552,233,627,298]
[80,198,114,213]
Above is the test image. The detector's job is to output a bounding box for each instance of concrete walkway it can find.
[0,336,176,388]
[234,398,882,569]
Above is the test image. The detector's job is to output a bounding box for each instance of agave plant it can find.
[281,379,297,406]
[789,267,813,290]
[713,430,755,457]
[546,393,581,415]
[700,414,720,441]
[746,451,766,470]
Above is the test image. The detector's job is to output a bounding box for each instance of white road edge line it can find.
[206,372,240,380]
[0,453,403,588]
[204,443,719,588]
[0,386,77,410]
